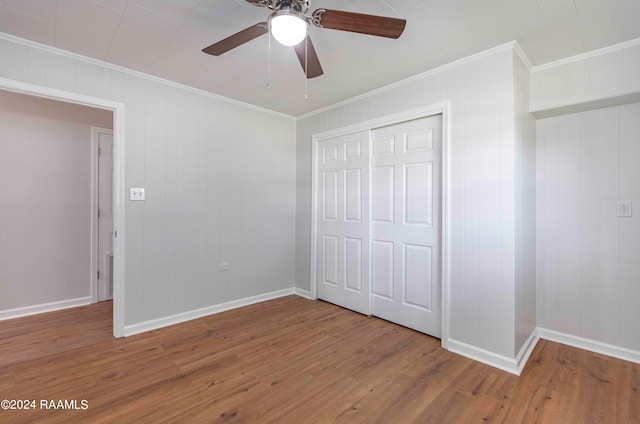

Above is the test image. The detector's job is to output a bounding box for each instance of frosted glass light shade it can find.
[270,14,308,46]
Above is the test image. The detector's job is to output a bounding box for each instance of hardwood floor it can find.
[0,296,638,423]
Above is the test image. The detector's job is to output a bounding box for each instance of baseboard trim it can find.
[515,330,541,374]
[447,338,521,375]
[293,287,313,299]
[123,288,295,337]
[537,327,640,365]
[0,297,92,321]
[445,330,540,376]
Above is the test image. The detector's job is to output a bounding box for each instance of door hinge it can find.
[98,208,101,218]
[97,270,100,279]
[114,230,117,238]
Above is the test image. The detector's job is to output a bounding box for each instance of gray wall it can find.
[0,35,297,328]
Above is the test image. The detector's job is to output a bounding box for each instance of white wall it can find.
[514,55,537,355]
[296,44,533,364]
[0,91,112,311]
[532,36,640,361]
[530,39,640,116]
[0,33,297,329]
[536,102,640,353]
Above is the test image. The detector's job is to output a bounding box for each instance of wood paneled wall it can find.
[530,40,640,113]
[0,34,297,330]
[514,54,538,356]
[536,102,640,352]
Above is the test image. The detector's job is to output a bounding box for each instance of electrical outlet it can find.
[217,262,230,272]
[617,201,632,217]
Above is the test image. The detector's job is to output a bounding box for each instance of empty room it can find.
[0,0,639,422]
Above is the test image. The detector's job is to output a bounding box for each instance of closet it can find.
[315,114,442,337]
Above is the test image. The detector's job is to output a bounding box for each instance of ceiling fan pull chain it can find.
[267,25,272,89]
[304,36,308,99]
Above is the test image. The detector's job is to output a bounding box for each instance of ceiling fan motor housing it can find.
[277,0,310,14]
[253,0,310,14]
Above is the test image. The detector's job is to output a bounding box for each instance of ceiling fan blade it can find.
[293,36,324,79]
[312,9,406,39]
[202,22,268,56]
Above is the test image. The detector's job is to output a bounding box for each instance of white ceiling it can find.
[1,0,639,116]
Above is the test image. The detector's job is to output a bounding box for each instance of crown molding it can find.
[513,41,533,71]
[0,32,296,121]
[532,37,640,73]
[297,41,524,120]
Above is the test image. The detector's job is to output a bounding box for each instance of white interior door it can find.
[316,131,370,315]
[97,130,114,301]
[370,115,442,336]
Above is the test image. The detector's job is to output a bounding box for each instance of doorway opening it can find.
[0,78,125,338]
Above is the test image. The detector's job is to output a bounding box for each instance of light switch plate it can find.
[130,188,145,201]
[217,262,230,272]
[617,201,632,217]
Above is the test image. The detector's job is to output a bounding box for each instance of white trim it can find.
[0,32,295,121]
[537,328,640,365]
[297,41,520,121]
[513,42,533,72]
[90,130,99,304]
[0,297,91,321]
[293,287,313,299]
[530,89,640,119]
[310,135,319,300]
[313,104,449,142]
[447,338,520,375]
[0,77,126,339]
[445,327,640,375]
[0,77,120,112]
[310,103,452,347]
[532,37,640,73]
[113,97,125,338]
[515,329,541,374]
[124,288,295,336]
[447,329,539,376]
[440,101,452,350]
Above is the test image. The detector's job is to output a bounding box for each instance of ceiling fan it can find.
[202,0,407,79]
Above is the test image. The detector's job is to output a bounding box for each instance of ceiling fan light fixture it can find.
[270,10,308,46]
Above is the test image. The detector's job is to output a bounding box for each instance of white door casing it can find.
[370,116,442,336]
[316,131,371,315]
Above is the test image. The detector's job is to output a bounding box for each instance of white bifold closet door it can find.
[316,115,441,338]
[370,116,441,337]
[317,131,371,315]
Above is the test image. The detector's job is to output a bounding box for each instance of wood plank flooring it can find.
[0,296,638,423]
